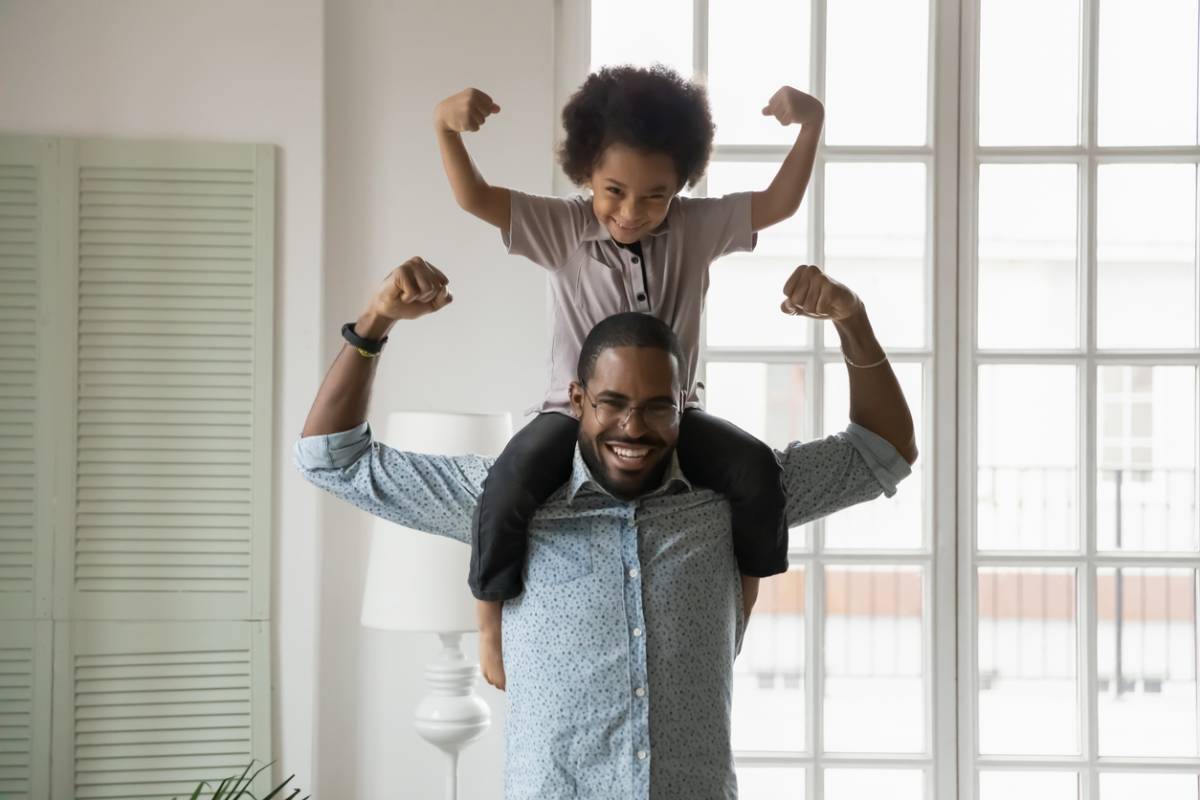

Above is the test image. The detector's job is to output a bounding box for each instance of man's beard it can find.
[577,429,673,501]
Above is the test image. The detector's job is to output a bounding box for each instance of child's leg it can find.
[468,411,580,600]
[676,409,789,578]
[476,599,506,690]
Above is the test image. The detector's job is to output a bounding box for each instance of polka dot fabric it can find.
[294,421,910,799]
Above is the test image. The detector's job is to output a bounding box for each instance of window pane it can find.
[824,769,923,800]
[977,365,1079,551]
[979,0,1081,146]
[1102,773,1199,800]
[590,0,693,75]
[1096,366,1198,552]
[824,163,927,348]
[1098,0,1199,145]
[823,361,923,549]
[734,568,806,752]
[824,566,925,753]
[705,361,810,548]
[706,162,809,348]
[709,0,810,146]
[977,164,1078,350]
[979,771,1079,800]
[738,766,806,799]
[1098,568,1198,757]
[825,0,929,145]
[704,362,809,449]
[978,568,1079,755]
[709,162,809,260]
[1097,164,1197,349]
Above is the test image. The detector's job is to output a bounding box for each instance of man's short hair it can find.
[577,313,685,387]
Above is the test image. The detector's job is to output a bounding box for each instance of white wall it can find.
[0,0,324,791]
[0,0,556,796]
[322,0,555,797]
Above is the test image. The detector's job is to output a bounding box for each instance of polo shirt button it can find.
[635,687,646,697]
[632,256,640,264]
[637,750,647,760]
[629,568,638,578]
[632,627,642,637]
[636,292,646,302]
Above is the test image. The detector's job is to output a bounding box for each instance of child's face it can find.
[586,143,682,244]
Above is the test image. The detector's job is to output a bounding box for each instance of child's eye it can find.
[606,187,622,195]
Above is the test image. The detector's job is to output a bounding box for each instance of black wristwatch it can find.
[341,321,389,357]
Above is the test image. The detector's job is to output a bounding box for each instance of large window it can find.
[567,0,1200,796]
[965,0,1200,798]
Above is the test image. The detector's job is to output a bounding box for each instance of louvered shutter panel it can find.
[58,139,273,623]
[0,137,54,621]
[45,139,274,800]
[52,621,269,800]
[0,621,52,800]
[0,136,55,800]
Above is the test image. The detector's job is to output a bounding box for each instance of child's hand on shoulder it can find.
[761,86,825,127]
[435,88,501,133]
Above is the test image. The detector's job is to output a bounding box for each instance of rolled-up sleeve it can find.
[293,422,494,544]
[677,191,758,260]
[778,422,912,528]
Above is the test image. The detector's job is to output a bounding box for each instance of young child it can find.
[433,65,824,690]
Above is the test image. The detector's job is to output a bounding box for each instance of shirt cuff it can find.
[842,423,912,498]
[729,190,759,255]
[292,422,374,469]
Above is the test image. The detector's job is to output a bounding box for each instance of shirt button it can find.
[632,627,642,637]
[635,687,646,697]
[637,750,647,760]
[628,568,639,578]
[631,256,640,264]
[636,292,646,302]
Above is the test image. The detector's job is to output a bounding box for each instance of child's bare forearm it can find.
[752,121,821,231]
[753,87,825,231]
[433,89,512,231]
[434,129,511,230]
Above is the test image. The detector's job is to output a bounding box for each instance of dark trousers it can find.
[468,409,789,601]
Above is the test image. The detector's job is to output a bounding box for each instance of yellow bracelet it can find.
[354,346,380,359]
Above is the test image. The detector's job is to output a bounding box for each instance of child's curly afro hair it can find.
[558,64,715,190]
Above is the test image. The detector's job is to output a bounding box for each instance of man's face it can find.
[586,143,681,245]
[569,346,683,501]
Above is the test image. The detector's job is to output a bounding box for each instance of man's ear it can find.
[568,380,586,419]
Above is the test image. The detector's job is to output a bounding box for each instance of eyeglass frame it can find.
[579,383,683,430]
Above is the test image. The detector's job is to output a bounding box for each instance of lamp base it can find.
[413,632,492,799]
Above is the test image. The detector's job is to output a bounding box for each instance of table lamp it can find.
[360,411,512,800]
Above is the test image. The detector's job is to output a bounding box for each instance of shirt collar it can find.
[580,193,676,243]
[565,443,692,505]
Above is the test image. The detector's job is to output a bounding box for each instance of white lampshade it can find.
[360,411,512,633]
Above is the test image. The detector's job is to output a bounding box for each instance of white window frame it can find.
[959,0,1200,797]
[556,1,961,797]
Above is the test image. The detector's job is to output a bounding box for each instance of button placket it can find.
[627,249,649,310]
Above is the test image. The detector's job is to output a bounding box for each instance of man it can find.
[294,256,917,799]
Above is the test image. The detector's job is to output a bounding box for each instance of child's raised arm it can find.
[434,88,513,232]
[751,86,825,232]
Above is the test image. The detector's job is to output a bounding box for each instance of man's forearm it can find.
[832,307,919,464]
[300,309,396,437]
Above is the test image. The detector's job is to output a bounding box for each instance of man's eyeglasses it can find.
[581,385,681,429]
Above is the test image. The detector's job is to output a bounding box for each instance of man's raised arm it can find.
[302,257,452,437]
[780,265,918,465]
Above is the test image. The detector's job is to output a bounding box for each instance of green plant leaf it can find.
[259,773,297,800]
